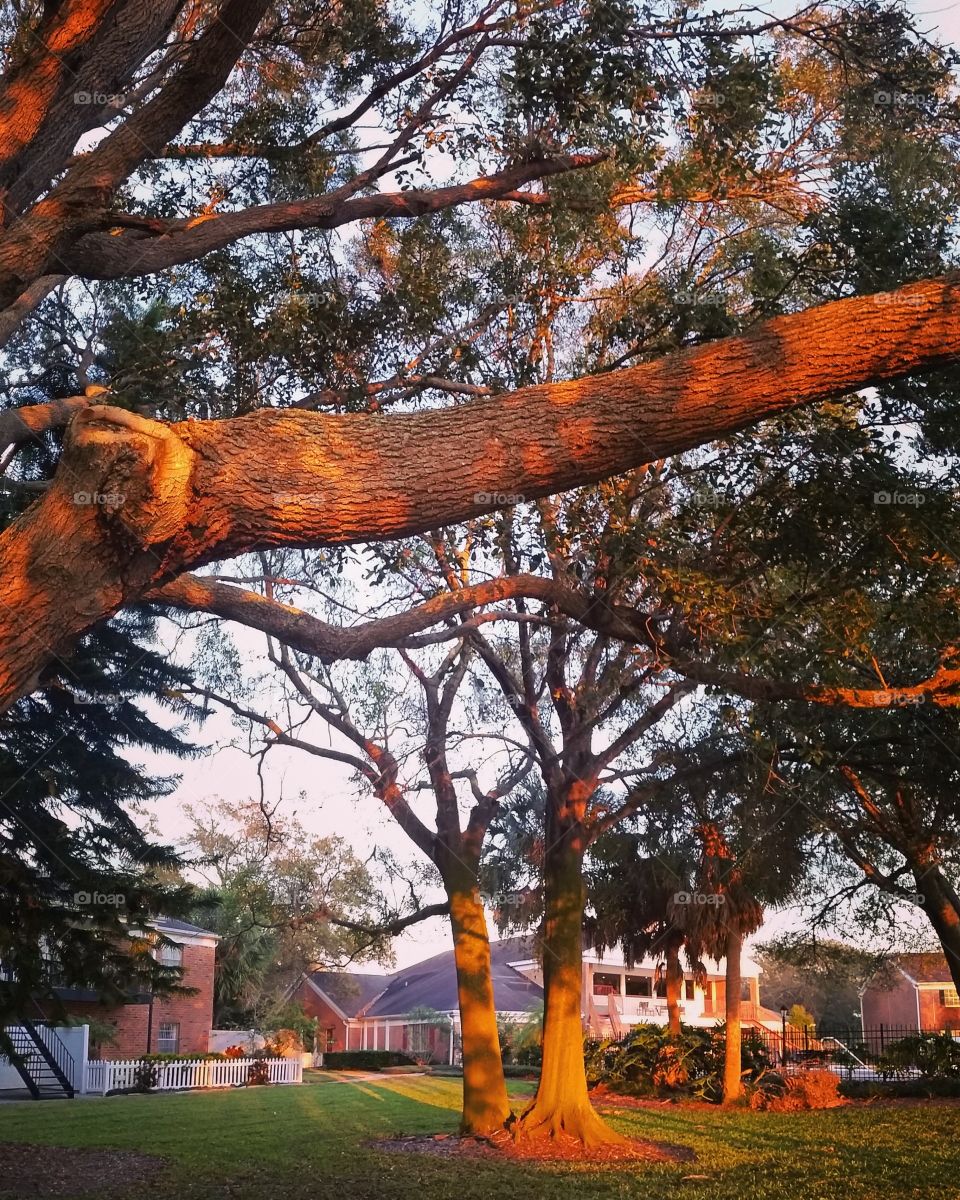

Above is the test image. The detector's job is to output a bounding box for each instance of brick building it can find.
[860,952,960,1033]
[293,934,778,1062]
[49,917,219,1059]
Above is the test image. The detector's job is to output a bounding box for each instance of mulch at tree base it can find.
[590,1084,718,1112]
[369,1128,695,1164]
[0,1143,168,1196]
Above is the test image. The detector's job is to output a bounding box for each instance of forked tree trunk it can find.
[519,824,625,1146]
[723,928,743,1104]
[665,937,684,1038]
[445,872,512,1135]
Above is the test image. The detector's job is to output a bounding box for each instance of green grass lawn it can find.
[0,1074,957,1199]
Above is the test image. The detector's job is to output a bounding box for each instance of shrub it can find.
[498,1006,544,1066]
[223,1044,248,1059]
[246,1057,271,1086]
[840,1077,960,1099]
[263,1028,302,1057]
[877,1033,960,1080]
[585,1023,773,1103]
[132,1059,160,1092]
[261,1001,318,1053]
[750,1069,842,1112]
[323,1050,417,1071]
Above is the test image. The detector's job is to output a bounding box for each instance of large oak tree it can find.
[4,0,960,713]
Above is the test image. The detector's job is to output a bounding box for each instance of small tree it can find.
[788,1004,816,1031]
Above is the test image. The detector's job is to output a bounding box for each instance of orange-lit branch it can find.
[2,273,960,711]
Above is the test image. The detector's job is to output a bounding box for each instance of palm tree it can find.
[587,833,703,1038]
[672,823,764,1104]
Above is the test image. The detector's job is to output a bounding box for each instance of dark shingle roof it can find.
[895,953,955,984]
[310,935,543,1019]
[153,916,219,938]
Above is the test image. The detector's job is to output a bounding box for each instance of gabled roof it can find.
[308,935,543,1020]
[306,971,387,1017]
[153,917,219,938]
[894,952,956,985]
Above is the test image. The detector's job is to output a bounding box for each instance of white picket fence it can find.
[85,1056,302,1094]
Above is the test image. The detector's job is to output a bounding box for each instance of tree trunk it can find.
[446,876,512,1135]
[723,928,743,1104]
[519,821,624,1145]
[665,937,683,1038]
[914,863,960,996]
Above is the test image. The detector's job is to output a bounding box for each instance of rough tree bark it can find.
[4,273,960,712]
[723,928,744,1105]
[441,859,513,1135]
[519,787,625,1146]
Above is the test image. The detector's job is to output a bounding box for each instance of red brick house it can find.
[50,917,219,1059]
[860,952,960,1033]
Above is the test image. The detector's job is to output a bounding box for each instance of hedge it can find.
[323,1050,417,1070]
[839,1077,960,1099]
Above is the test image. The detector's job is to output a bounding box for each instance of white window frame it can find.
[155,942,183,968]
[157,1021,180,1054]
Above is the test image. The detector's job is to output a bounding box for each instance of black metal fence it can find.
[749,1024,960,1083]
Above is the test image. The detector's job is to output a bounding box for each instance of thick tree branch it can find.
[59,155,602,278]
[3,273,960,710]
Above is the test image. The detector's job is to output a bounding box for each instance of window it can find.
[157,1022,179,1054]
[625,975,652,997]
[593,972,621,996]
[655,975,667,998]
[940,988,960,1007]
[740,980,752,1001]
[685,979,695,1001]
[155,942,183,968]
[325,1027,336,1053]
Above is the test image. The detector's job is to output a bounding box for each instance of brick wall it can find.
[45,938,217,1059]
[148,941,216,1056]
[918,987,960,1032]
[293,980,349,1052]
[861,972,920,1028]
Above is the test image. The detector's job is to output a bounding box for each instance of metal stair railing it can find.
[23,1018,75,1097]
[2,1025,42,1098]
[2,1022,75,1098]
[819,1035,869,1076]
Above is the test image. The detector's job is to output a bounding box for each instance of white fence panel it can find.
[85,1056,302,1094]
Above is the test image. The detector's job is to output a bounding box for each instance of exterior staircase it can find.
[2,1020,75,1099]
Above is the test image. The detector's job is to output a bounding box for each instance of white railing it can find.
[84,1056,302,1094]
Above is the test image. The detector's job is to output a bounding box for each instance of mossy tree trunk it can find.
[443,862,513,1135]
[519,787,625,1146]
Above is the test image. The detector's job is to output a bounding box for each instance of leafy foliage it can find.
[585,1022,773,1103]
